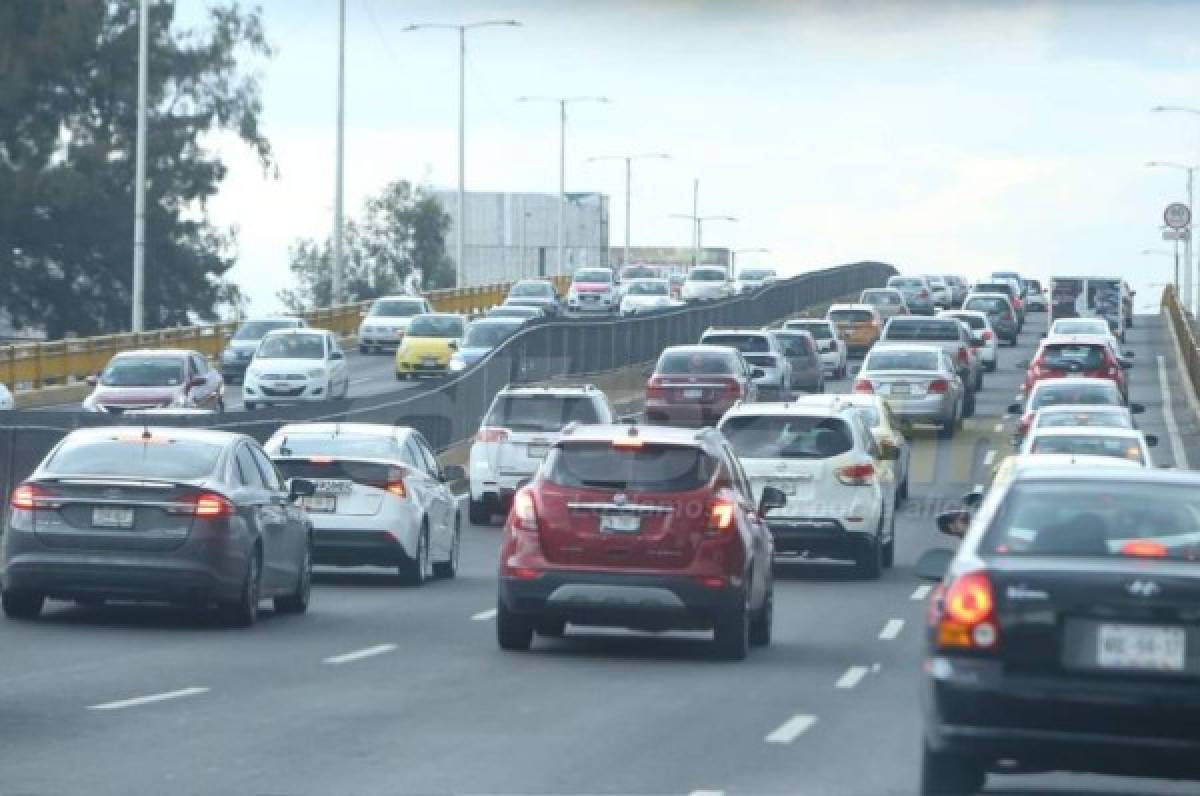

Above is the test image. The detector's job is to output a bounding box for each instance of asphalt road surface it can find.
[2,311,1198,795]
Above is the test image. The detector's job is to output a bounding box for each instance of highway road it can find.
[2,312,1198,795]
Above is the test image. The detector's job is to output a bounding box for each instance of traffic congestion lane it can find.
[0,313,1196,795]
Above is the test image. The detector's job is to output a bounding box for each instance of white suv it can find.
[699,328,793,399]
[468,385,616,524]
[717,396,898,578]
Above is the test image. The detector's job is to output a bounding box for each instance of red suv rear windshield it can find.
[544,442,715,491]
[1041,344,1106,371]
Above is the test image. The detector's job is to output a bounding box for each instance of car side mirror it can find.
[751,368,766,379]
[937,508,973,538]
[86,374,99,387]
[288,478,316,500]
[1130,402,1145,414]
[1006,402,1022,414]
[759,485,787,514]
[915,548,954,581]
[1145,434,1159,448]
[961,487,984,509]
[331,351,345,361]
[441,464,466,483]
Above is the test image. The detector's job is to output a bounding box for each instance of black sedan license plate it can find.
[93,507,135,529]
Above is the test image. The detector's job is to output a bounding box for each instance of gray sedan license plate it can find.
[600,514,641,533]
[93,507,135,529]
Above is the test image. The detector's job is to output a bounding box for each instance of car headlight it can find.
[307,368,326,379]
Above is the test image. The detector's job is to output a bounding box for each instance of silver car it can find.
[940,309,997,372]
[699,328,793,399]
[854,344,965,438]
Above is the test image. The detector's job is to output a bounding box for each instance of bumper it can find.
[499,570,744,632]
[3,551,241,604]
[567,296,616,312]
[767,517,876,558]
[360,336,404,349]
[924,656,1200,777]
[644,400,734,427]
[243,380,326,402]
[312,528,415,566]
[790,370,823,391]
[885,394,956,425]
[907,300,937,315]
[470,475,527,504]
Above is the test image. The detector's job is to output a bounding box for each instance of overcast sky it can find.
[181,0,1200,313]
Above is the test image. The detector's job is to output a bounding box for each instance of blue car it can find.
[448,317,525,373]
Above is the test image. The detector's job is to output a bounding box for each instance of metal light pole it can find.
[586,153,670,268]
[1151,105,1200,314]
[331,0,346,305]
[520,210,531,273]
[732,247,770,274]
[517,95,610,276]
[672,212,737,270]
[1146,159,1197,313]
[132,0,149,332]
[405,20,521,289]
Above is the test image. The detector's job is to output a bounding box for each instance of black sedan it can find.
[1,427,315,626]
[915,466,1200,794]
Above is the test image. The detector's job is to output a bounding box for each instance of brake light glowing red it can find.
[957,347,969,365]
[476,427,510,443]
[385,480,407,498]
[835,462,875,486]
[10,484,40,510]
[193,493,234,518]
[511,488,539,532]
[708,498,736,533]
[1120,540,1168,558]
[645,375,667,399]
[936,570,999,650]
[509,567,543,580]
[927,379,949,394]
[853,379,874,393]
[308,456,334,464]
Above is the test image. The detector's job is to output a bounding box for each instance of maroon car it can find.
[83,349,225,414]
[495,424,784,659]
[643,345,760,427]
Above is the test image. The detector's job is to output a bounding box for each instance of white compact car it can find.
[940,309,998,372]
[681,266,734,302]
[358,295,433,354]
[619,278,683,315]
[468,385,615,524]
[242,329,350,410]
[1020,426,1157,467]
[265,423,462,585]
[783,319,848,378]
[717,397,898,578]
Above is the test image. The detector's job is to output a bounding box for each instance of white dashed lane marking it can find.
[911,584,933,600]
[879,619,905,640]
[983,449,996,466]
[89,687,209,711]
[323,644,397,665]
[471,609,497,621]
[764,714,817,744]
[835,666,869,689]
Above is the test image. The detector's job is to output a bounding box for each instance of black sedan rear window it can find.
[545,443,715,491]
[883,320,959,341]
[721,415,853,459]
[704,334,769,353]
[44,437,223,480]
[774,333,813,356]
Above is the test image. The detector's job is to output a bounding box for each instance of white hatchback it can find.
[242,329,350,410]
[681,266,733,301]
[718,398,898,578]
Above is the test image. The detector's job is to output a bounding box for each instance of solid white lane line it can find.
[88,686,209,711]
[764,714,817,744]
[911,583,933,600]
[835,666,869,689]
[993,422,1004,433]
[471,608,497,622]
[879,619,905,640]
[689,791,725,796]
[1157,354,1189,470]
[323,644,397,665]
[983,449,996,466]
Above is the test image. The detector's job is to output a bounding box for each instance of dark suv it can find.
[495,424,783,660]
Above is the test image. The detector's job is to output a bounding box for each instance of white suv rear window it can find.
[485,395,601,432]
[721,415,854,459]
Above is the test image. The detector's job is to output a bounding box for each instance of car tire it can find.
[395,372,406,381]
[749,578,773,647]
[216,396,226,414]
[854,533,883,580]
[274,542,312,614]
[432,514,460,580]
[897,475,909,504]
[2,590,44,620]
[919,743,985,795]
[962,389,976,419]
[985,360,997,373]
[243,401,257,411]
[220,546,261,627]
[882,511,896,569]
[397,524,430,587]
[974,372,983,392]
[468,498,492,526]
[713,592,750,661]
[938,414,957,440]
[534,617,567,637]
[496,600,534,651]
[359,344,368,355]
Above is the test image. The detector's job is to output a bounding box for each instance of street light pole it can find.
[1146,159,1197,313]
[1151,105,1200,314]
[132,0,149,332]
[672,212,737,270]
[332,0,345,305]
[405,20,521,289]
[586,153,671,268]
[517,96,610,276]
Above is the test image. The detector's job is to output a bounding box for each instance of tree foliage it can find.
[0,0,271,338]
[278,180,453,311]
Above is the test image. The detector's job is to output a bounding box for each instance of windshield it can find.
[862,291,901,305]
[484,395,602,432]
[1036,410,1131,429]
[976,283,1014,296]
[626,280,669,296]
[739,269,773,280]
[510,282,552,297]
[945,313,985,329]
[621,266,658,280]
[889,278,922,288]
[1031,383,1120,409]
[545,442,714,491]
[1041,344,1106,370]
[1029,434,1144,463]
[488,307,538,318]
[100,357,185,387]
[721,415,854,459]
[369,299,424,317]
[864,350,938,371]
[883,320,959,340]
[463,321,521,348]
[689,268,726,282]
[268,435,398,459]
[574,270,612,284]
[257,334,325,359]
[774,333,812,356]
[656,350,736,375]
[1052,320,1109,336]
[407,316,464,338]
[964,297,1009,314]
[786,322,832,339]
[233,320,297,340]
[828,309,874,323]
[45,436,222,479]
[703,334,769,353]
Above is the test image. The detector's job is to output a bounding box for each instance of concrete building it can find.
[432,190,610,285]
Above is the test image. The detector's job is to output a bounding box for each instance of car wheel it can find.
[395,372,407,381]
[2,590,44,620]
[898,475,909,504]
[220,546,261,627]
[749,577,773,647]
[496,600,534,651]
[432,513,460,579]
[985,360,996,372]
[274,542,311,614]
[920,743,985,795]
[216,396,226,414]
[962,389,976,419]
[243,401,257,411]
[938,410,958,440]
[397,524,430,587]
[882,510,896,569]
[468,498,492,526]
[974,372,983,392]
[854,533,883,580]
[534,617,567,637]
[359,344,368,355]
[713,589,750,660]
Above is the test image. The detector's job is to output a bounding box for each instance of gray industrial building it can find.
[431,190,610,285]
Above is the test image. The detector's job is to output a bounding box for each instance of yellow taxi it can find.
[826,303,883,353]
[394,313,466,379]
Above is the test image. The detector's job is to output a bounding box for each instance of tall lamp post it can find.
[586,153,671,268]
[517,95,610,276]
[1146,159,1197,313]
[671,213,737,270]
[132,0,149,332]
[1150,104,1200,313]
[404,19,521,289]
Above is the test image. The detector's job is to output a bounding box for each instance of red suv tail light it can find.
[645,375,668,399]
[707,497,737,534]
[835,462,875,486]
[957,347,969,365]
[981,330,993,341]
[927,379,949,394]
[933,570,999,651]
[511,487,539,532]
[853,379,874,393]
[719,377,745,400]
[476,426,510,443]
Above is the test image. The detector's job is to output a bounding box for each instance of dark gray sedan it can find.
[504,279,561,316]
[772,329,824,393]
[1,427,315,626]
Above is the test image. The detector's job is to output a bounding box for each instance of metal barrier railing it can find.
[0,275,570,391]
[1163,284,1200,401]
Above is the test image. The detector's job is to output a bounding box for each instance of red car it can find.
[1021,335,1128,401]
[643,345,760,427]
[82,349,225,414]
[495,424,784,660]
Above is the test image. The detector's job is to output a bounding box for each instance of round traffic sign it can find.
[1165,202,1191,230]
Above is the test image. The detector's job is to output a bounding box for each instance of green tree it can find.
[0,0,271,339]
[278,180,453,310]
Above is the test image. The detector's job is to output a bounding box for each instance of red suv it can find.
[1022,336,1128,401]
[643,345,760,427]
[495,424,783,660]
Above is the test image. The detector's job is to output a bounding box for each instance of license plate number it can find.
[527,444,549,459]
[313,479,353,495]
[272,382,290,390]
[93,507,134,528]
[600,514,641,533]
[422,356,438,366]
[890,384,912,396]
[681,388,704,399]
[302,495,337,513]
[1097,624,1186,671]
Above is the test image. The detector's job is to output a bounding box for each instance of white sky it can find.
[178,0,1200,314]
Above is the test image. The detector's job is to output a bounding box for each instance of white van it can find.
[1049,276,1127,342]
